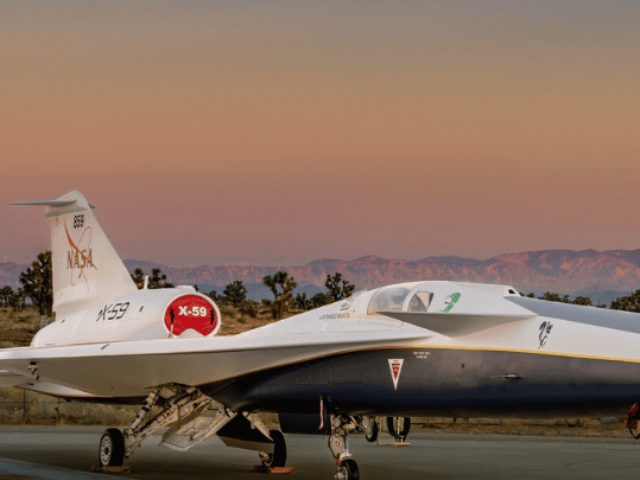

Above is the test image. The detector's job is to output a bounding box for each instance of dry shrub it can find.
[0,388,137,426]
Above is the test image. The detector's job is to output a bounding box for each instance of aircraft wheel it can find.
[339,459,360,480]
[363,416,378,443]
[99,428,125,467]
[261,429,287,468]
[386,416,411,442]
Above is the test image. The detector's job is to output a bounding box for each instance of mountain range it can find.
[3,249,640,305]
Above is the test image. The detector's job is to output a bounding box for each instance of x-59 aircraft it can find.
[3,191,640,480]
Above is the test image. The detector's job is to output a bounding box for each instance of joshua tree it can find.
[610,290,640,313]
[20,250,53,317]
[0,286,14,307]
[223,280,248,308]
[325,272,355,301]
[130,267,175,289]
[262,271,298,320]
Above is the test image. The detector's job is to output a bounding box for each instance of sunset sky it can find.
[1,1,639,267]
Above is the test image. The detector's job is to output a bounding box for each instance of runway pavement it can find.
[0,426,639,479]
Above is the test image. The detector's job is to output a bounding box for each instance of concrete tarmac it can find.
[0,426,639,479]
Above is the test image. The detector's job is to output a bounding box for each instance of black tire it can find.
[364,417,378,443]
[262,429,287,468]
[99,428,125,467]
[340,459,360,480]
[386,416,411,442]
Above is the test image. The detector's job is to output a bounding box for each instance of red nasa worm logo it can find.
[164,295,218,337]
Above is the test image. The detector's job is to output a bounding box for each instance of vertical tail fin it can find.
[11,191,138,317]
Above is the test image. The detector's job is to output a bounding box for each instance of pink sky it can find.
[1,2,639,266]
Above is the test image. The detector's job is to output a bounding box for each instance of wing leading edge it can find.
[0,329,431,398]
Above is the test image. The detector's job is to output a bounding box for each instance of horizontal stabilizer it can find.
[379,311,535,336]
[9,199,96,208]
[9,199,77,207]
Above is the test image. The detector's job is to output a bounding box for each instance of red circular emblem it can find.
[164,295,218,337]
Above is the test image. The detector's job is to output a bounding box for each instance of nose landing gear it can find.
[336,458,360,480]
[328,415,360,480]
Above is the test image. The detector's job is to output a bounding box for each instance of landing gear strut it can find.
[328,414,360,480]
[260,429,287,468]
[363,416,378,443]
[386,416,411,443]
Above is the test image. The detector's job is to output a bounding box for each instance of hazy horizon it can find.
[3,247,640,270]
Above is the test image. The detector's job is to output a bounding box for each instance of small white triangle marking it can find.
[388,358,404,391]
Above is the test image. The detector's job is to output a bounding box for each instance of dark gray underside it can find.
[207,347,640,418]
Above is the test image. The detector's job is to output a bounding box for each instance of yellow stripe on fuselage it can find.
[367,344,640,365]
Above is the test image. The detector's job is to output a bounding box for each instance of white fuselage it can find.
[3,281,640,403]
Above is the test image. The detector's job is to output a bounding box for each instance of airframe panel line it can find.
[395,344,640,364]
[0,456,127,479]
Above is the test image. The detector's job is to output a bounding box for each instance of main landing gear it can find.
[259,429,287,468]
[97,384,237,469]
[97,384,288,472]
[387,416,411,444]
[98,385,220,467]
[363,416,411,444]
[363,416,379,443]
[99,428,125,467]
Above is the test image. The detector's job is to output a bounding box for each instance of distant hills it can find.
[0,262,25,291]
[3,249,640,304]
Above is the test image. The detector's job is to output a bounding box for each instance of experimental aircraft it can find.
[2,191,640,480]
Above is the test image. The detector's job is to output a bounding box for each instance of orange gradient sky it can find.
[1,1,639,266]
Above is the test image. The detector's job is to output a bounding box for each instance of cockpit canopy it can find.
[367,283,434,315]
